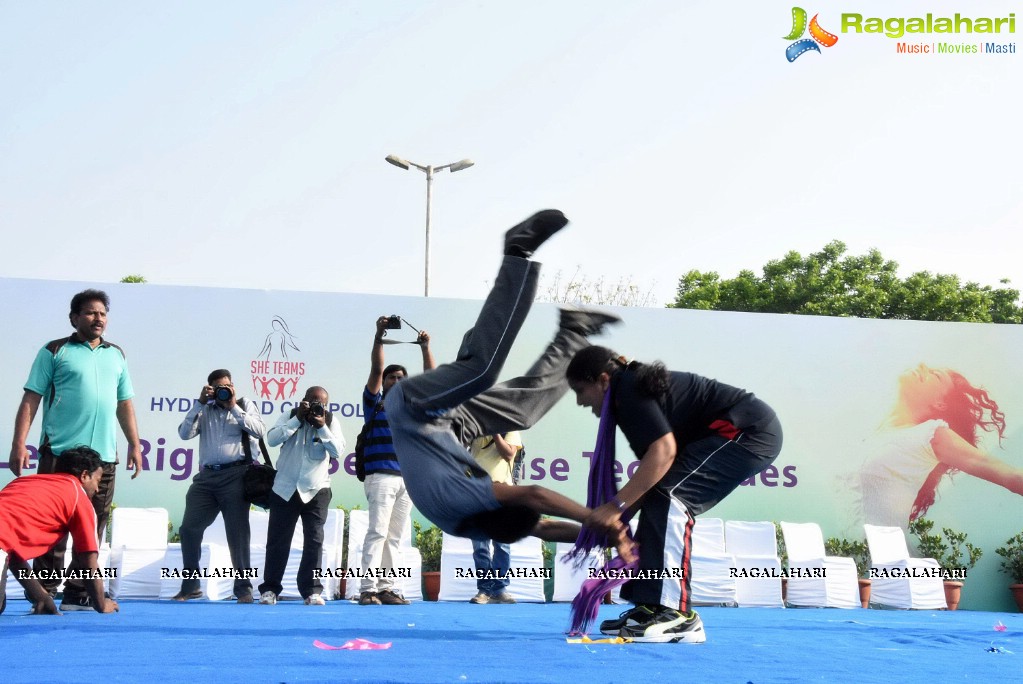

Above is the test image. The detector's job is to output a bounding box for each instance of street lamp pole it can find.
[423,165,434,299]
[385,154,474,297]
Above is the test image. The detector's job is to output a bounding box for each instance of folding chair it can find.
[864,524,946,609]
[551,542,604,602]
[397,517,423,601]
[343,509,368,599]
[158,541,212,599]
[316,508,345,600]
[109,507,169,599]
[438,533,545,602]
[723,520,785,608]
[198,513,247,601]
[690,517,738,606]
[780,521,858,609]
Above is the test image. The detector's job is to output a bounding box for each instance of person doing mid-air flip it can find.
[383,209,634,562]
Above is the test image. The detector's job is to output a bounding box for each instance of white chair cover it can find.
[780,521,859,609]
[724,520,785,608]
[199,514,244,600]
[551,542,604,602]
[864,524,946,610]
[109,507,169,599]
[343,509,368,599]
[158,542,212,599]
[438,533,545,602]
[396,516,423,601]
[690,517,738,606]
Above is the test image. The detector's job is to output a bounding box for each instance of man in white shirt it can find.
[258,386,345,605]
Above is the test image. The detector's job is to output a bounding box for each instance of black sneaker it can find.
[59,594,94,612]
[559,306,622,337]
[619,606,706,644]
[599,606,646,635]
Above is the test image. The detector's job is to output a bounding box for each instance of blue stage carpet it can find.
[1,600,1020,683]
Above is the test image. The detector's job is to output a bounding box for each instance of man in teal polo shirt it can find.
[8,288,143,611]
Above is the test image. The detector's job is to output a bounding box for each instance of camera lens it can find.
[215,386,232,402]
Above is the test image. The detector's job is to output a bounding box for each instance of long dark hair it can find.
[910,370,1006,520]
[566,345,669,399]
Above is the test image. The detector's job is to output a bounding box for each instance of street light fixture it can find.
[385,154,475,297]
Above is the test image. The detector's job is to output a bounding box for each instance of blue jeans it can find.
[472,539,511,596]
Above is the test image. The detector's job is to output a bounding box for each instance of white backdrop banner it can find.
[2,277,1022,611]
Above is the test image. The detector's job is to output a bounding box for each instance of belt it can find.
[204,459,249,471]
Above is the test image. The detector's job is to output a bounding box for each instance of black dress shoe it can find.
[171,589,203,601]
[504,209,569,258]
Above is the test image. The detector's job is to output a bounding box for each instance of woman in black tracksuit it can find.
[566,346,782,643]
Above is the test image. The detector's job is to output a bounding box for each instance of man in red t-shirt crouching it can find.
[0,446,119,615]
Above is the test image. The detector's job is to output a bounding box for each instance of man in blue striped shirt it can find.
[358,318,434,605]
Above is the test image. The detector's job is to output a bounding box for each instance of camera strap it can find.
[239,398,273,468]
[380,317,424,345]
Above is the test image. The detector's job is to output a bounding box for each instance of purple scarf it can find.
[566,388,639,635]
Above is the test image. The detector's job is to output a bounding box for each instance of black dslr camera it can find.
[307,401,325,418]
[214,385,232,402]
[385,315,402,329]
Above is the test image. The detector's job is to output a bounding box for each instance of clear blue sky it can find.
[2,0,1020,305]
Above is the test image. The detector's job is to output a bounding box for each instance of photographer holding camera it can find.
[174,369,267,603]
[257,386,344,606]
[357,314,434,605]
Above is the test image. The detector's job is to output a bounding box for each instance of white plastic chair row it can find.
[549,519,948,612]
[105,506,346,601]
[35,508,948,611]
[548,519,843,610]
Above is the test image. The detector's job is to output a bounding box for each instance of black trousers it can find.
[178,465,253,598]
[623,419,782,612]
[258,488,330,599]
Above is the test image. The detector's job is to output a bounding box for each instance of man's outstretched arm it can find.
[493,482,636,562]
[418,331,435,371]
[531,518,581,542]
[367,316,389,395]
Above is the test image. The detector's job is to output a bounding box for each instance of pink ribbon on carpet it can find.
[313,638,392,650]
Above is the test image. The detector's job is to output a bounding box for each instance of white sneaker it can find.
[305,594,325,606]
[259,591,277,605]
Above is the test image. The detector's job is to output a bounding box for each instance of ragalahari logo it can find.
[784,7,838,62]
[250,315,305,400]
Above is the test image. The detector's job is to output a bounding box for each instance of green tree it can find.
[671,240,1022,323]
[120,274,147,284]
